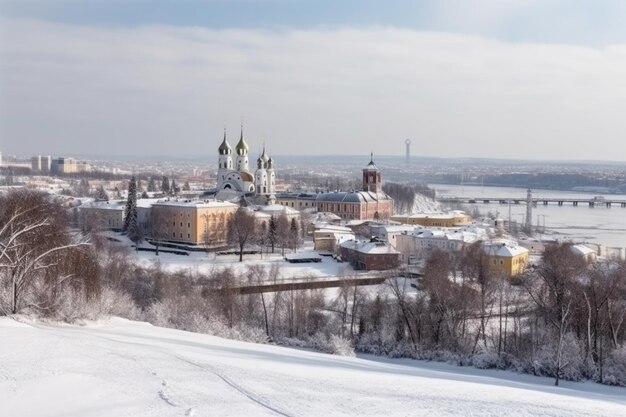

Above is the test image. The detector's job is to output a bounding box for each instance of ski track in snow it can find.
[1,317,625,417]
[174,356,294,417]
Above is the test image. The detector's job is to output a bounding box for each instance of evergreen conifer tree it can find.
[95,185,109,201]
[171,179,179,195]
[123,176,137,232]
[289,217,299,252]
[147,177,156,192]
[127,209,142,248]
[161,176,170,194]
[183,181,191,191]
[268,215,278,253]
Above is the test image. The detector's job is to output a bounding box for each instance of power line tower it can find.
[525,188,533,235]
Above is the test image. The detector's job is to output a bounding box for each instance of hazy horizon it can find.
[2,1,626,160]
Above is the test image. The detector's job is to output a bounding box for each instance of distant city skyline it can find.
[2,1,626,160]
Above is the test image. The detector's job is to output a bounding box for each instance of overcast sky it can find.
[2,0,626,160]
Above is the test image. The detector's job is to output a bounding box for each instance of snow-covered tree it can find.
[0,190,94,314]
[161,176,170,194]
[123,176,138,233]
[147,177,157,192]
[268,215,278,253]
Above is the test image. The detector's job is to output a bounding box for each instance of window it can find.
[180,233,183,238]
[187,222,191,228]
[180,222,183,227]
[187,234,191,239]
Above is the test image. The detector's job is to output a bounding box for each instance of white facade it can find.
[396,226,488,263]
[215,127,276,205]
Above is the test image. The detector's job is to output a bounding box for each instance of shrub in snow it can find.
[286,333,356,357]
[355,332,395,356]
[532,332,584,382]
[603,345,626,387]
[326,334,356,357]
[470,351,514,370]
[52,287,140,323]
[144,299,267,344]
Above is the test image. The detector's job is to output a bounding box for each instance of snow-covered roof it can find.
[315,225,354,233]
[81,200,125,210]
[571,245,596,256]
[257,204,299,215]
[315,190,392,203]
[339,240,400,255]
[314,212,342,222]
[483,242,529,257]
[152,199,238,209]
[398,211,469,220]
[378,225,417,234]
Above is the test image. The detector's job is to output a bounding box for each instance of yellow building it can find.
[151,200,238,246]
[483,242,529,277]
[390,212,471,228]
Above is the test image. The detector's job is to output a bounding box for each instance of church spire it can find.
[218,125,231,155]
[235,118,249,156]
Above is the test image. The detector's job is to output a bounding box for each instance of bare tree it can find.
[228,207,256,262]
[0,190,92,314]
[459,241,494,353]
[524,243,586,386]
[276,213,290,257]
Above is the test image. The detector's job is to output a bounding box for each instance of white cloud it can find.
[1,18,626,160]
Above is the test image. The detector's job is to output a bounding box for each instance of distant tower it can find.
[405,139,411,165]
[255,144,276,205]
[525,188,533,234]
[362,153,382,193]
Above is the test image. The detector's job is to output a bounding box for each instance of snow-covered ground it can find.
[2,317,624,417]
[134,249,354,281]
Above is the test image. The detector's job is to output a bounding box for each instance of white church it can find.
[215,126,276,205]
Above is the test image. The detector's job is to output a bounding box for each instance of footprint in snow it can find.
[158,389,177,407]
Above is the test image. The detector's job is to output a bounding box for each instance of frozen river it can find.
[431,184,626,249]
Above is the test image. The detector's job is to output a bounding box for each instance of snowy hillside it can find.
[1,318,624,417]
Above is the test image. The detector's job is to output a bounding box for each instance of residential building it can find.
[80,200,126,231]
[395,226,486,263]
[338,239,400,270]
[51,157,91,174]
[390,211,471,227]
[483,242,529,277]
[275,192,317,210]
[313,225,355,253]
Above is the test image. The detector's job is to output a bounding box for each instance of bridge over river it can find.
[439,196,626,208]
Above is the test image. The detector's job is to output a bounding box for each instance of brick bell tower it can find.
[362,153,382,193]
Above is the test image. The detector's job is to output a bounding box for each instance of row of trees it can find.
[226,208,302,262]
[147,176,190,196]
[382,182,436,214]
